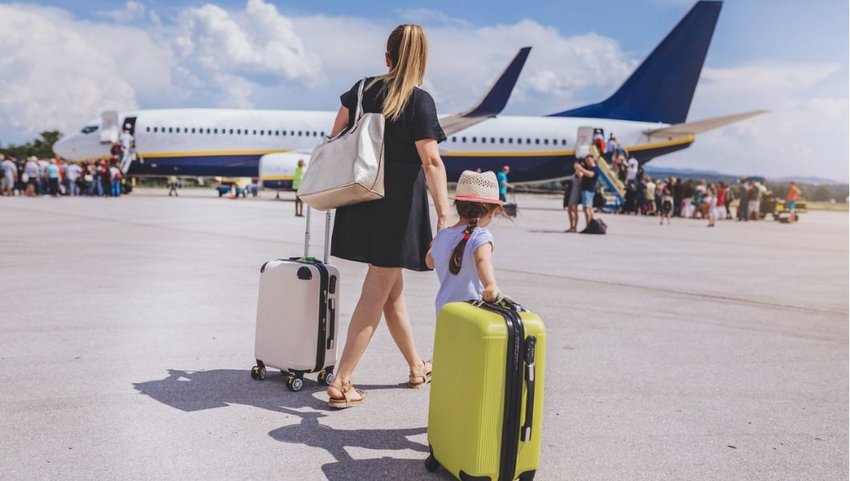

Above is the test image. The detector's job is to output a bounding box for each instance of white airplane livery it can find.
[53,1,762,192]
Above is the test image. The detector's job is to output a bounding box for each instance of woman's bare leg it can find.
[331,265,401,393]
[382,274,426,374]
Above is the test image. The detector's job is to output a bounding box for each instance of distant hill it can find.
[644,165,845,186]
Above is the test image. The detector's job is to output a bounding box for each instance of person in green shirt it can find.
[292,159,306,217]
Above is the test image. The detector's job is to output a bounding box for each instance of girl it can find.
[705,186,717,227]
[426,170,504,313]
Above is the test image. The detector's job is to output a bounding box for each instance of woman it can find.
[325,24,450,408]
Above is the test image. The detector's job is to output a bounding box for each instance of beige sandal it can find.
[327,381,366,409]
[408,360,432,388]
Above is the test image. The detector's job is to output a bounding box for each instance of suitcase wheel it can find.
[317,369,335,386]
[250,366,266,381]
[286,375,303,392]
[424,454,440,473]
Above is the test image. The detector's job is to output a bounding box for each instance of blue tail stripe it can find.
[549,1,722,124]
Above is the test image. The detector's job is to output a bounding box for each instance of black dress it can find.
[331,78,446,271]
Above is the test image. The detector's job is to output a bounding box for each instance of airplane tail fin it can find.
[549,1,722,124]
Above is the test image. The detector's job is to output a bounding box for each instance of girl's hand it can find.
[482,284,501,303]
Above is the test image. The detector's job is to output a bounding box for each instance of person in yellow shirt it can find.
[292,159,306,217]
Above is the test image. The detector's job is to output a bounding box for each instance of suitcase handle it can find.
[521,336,537,442]
[304,206,332,264]
[326,297,336,350]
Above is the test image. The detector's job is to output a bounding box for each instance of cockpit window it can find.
[81,125,99,134]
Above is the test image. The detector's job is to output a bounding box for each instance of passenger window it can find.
[283,131,287,136]
[451,136,457,143]
[472,137,477,143]
[321,131,326,137]
[544,139,549,145]
[152,127,158,133]
[168,127,173,133]
[535,139,540,145]
[481,137,486,144]
[561,139,566,146]
[298,131,302,136]
[462,137,467,143]
[490,137,495,144]
[145,127,150,133]
[507,138,512,144]
[499,138,504,144]
[260,130,265,136]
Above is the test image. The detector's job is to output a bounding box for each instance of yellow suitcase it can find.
[426,300,546,481]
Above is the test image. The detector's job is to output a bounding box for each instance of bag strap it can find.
[354,78,367,121]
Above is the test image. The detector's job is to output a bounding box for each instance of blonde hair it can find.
[369,24,427,122]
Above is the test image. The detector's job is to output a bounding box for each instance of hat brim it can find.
[451,194,506,205]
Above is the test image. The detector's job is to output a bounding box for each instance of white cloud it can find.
[0,4,145,141]
[653,63,849,181]
[96,1,146,23]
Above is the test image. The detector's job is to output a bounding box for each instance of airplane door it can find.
[575,126,595,159]
[123,116,137,136]
[100,110,119,144]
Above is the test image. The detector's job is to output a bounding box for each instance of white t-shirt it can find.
[645,181,656,200]
[431,225,494,314]
[0,160,15,176]
[66,164,82,181]
[119,132,133,149]
[626,157,639,180]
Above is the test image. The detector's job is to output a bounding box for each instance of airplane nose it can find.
[52,136,73,159]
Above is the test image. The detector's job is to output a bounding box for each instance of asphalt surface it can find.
[1,189,847,481]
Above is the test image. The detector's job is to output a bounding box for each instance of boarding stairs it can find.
[589,145,625,207]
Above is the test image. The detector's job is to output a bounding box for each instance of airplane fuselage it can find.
[54,109,693,183]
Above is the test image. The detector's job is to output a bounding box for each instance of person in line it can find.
[563,173,580,232]
[705,186,717,227]
[168,175,180,197]
[716,182,727,221]
[496,165,512,203]
[592,129,606,155]
[23,156,39,197]
[325,24,450,409]
[625,152,639,189]
[119,125,134,162]
[292,159,306,217]
[723,182,734,219]
[738,178,750,222]
[426,170,503,313]
[574,154,597,227]
[65,161,82,196]
[0,154,17,196]
[786,181,801,223]
[45,159,60,196]
[109,163,122,197]
[660,181,673,225]
[747,180,761,220]
[644,175,656,215]
[606,134,617,162]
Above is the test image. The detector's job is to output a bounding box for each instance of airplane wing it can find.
[439,47,531,137]
[644,110,768,138]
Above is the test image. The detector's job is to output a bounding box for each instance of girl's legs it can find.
[382,274,427,377]
[567,206,578,231]
[329,265,402,398]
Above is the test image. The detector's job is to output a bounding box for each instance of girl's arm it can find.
[415,139,450,231]
[330,106,349,137]
[425,248,435,270]
[474,242,500,302]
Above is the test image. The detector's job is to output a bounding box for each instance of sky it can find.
[0,0,847,181]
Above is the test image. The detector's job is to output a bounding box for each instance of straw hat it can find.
[452,170,505,205]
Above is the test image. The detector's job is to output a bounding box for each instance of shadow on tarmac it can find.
[134,369,453,481]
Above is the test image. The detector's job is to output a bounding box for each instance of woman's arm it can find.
[415,139,450,231]
[330,106,349,138]
[474,243,500,302]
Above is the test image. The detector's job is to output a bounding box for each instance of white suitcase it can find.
[251,208,340,391]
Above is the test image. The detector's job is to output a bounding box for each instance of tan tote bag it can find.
[297,79,385,211]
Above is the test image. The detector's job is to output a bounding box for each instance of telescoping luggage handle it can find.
[303,206,332,263]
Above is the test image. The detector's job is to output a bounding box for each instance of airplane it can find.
[54,1,763,192]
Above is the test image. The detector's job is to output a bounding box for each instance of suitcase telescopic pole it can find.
[304,206,311,258]
[323,210,332,264]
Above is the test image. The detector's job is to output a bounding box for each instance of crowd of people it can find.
[0,153,128,198]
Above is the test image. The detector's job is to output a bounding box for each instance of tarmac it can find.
[0,188,847,481]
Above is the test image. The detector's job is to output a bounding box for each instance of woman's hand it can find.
[416,139,450,231]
